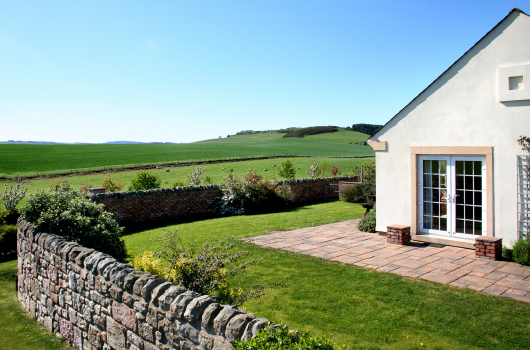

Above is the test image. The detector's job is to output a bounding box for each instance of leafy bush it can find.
[502,246,513,260]
[21,182,127,261]
[234,323,348,350]
[358,205,376,233]
[216,168,293,216]
[512,236,530,265]
[136,228,265,306]
[0,223,17,254]
[339,183,375,203]
[101,174,125,192]
[278,160,296,180]
[129,171,161,191]
[331,166,340,176]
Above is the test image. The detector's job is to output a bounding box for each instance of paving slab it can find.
[244,219,530,303]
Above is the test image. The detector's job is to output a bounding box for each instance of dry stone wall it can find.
[17,219,270,350]
[90,177,356,225]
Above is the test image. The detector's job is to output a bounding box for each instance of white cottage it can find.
[368,8,530,249]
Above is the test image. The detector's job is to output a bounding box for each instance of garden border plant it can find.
[21,181,127,261]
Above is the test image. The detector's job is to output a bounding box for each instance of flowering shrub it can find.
[331,166,340,176]
[216,167,293,216]
[101,174,125,192]
[79,184,94,195]
[135,228,265,306]
[129,171,161,191]
[22,182,127,261]
[339,183,375,203]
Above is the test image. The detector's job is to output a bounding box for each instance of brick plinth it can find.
[387,225,411,245]
[475,236,502,260]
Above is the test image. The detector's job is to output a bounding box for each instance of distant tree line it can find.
[350,124,382,135]
[282,126,338,138]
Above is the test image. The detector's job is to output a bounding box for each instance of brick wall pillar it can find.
[475,236,502,260]
[386,225,411,245]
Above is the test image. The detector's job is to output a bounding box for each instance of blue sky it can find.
[0,1,526,143]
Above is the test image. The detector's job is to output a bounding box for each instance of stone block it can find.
[184,295,217,324]
[158,285,187,312]
[107,317,127,350]
[170,290,200,319]
[141,277,167,302]
[225,313,255,342]
[112,300,138,332]
[213,306,242,337]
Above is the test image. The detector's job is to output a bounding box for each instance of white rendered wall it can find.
[371,11,530,246]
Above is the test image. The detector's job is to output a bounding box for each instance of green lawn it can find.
[2,157,372,207]
[0,130,373,177]
[123,201,530,350]
[0,260,73,350]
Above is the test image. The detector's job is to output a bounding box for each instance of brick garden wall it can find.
[90,177,357,226]
[17,219,270,350]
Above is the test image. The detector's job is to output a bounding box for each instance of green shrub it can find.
[512,237,530,265]
[234,323,348,350]
[129,171,161,191]
[216,169,293,216]
[278,160,296,180]
[21,182,127,261]
[502,246,513,260]
[339,183,375,203]
[0,224,17,254]
[358,205,376,233]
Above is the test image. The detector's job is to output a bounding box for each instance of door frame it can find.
[411,146,494,238]
[418,155,487,239]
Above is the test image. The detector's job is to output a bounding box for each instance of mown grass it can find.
[0,130,373,177]
[3,157,372,207]
[124,201,530,349]
[0,260,73,350]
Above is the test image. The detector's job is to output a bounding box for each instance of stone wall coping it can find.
[475,236,502,243]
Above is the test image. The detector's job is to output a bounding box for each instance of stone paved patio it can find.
[245,219,530,303]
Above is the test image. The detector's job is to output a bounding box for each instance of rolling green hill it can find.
[0,129,373,177]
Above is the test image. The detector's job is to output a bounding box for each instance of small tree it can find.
[187,165,207,187]
[278,160,296,180]
[306,162,320,179]
[129,171,161,191]
[1,177,28,213]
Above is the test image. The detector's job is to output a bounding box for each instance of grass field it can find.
[0,260,72,350]
[2,157,373,207]
[0,130,373,177]
[123,201,530,349]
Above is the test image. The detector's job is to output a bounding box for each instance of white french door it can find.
[418,156,486,238]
